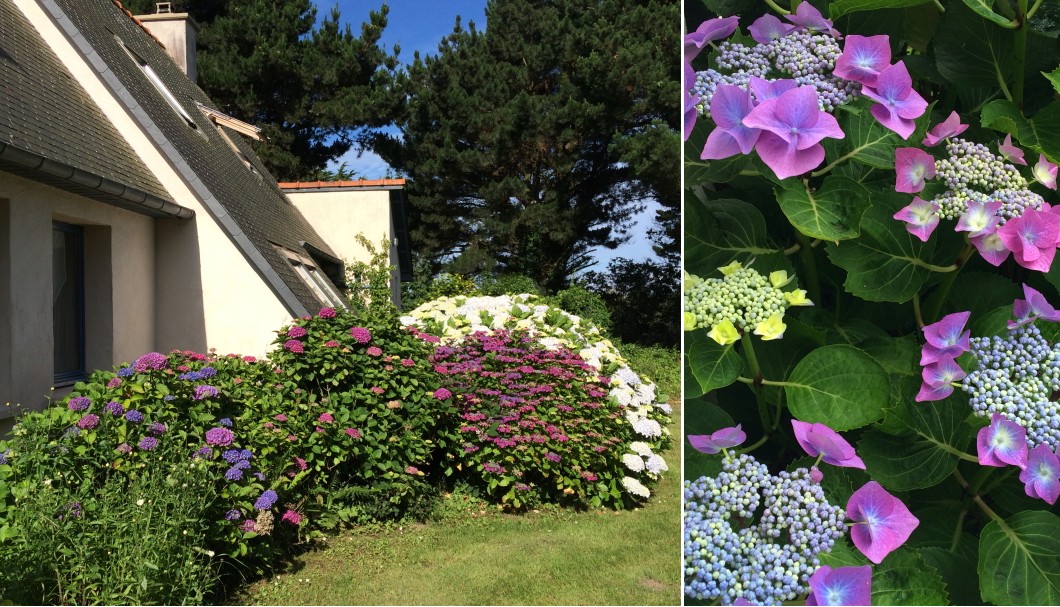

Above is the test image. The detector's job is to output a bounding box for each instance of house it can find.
[0,0,410,420]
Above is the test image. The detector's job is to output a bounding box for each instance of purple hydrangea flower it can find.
[997,207,1060,272]
[205,427,235,447]
[915,356,966,402]
[748,13,793,44]
[132,352,168,372]
[894,147,935,193]
[742,86,845,179]
[846,481,919,564]
[77,414,99,430]
[999,134,1026,165]
[241,520,257,532]
[287,325,308,338]
[1020,444,1060,504]
[688,424,746,455]
[748,77,798,104]
[1010,284,1060,328]
[434,388,452,400]
[225,467,244,481]
[893,196,940,242]
[199,366,217,379]
[116,366,134,377]
[922,111,967,146]
[224,509,242,521]
[785,1,841,37]
[254,489,278,510]
[283,339,304,354]
[701,84,760,160]
[116,443,132,454]
[124,409,144,423]
[1034,154,1058,190]
[861,61,927,139]
[977,413,1028,468]
[138,436,159,451]
[149,422,166,435]
[791,420,866,469]
[68,396,92,411]
[103,401,124,416]
[350,327,372,344]
[194,385,219,401]
[920,311,971,366]
[806,565,872,606]
[955,200,1002,239]
[834,34,891,86]
[972,231,1011,266]
[684,16,739,62]
[218,417,233,427]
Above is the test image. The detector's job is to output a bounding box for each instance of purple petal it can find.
[954,200,1002,238]
[792,420,865,469]
[998,209,1060,272]
[834,35,891,86]
[915,381,954,402]
[683,63,698,142]
[711,424,747,449]
[921,356,966,387]
[744,86,846,148]
[863,62,927,138]
[972,232,1011,266]
[754,131,826,179]
[1034,154,1058,190]
[894,148,936,193]
[786,2,841,38]
[922,111,968,146]
[977,414,1029,468]
[748,14,794,44]
[1020,444,1060,504]
[749,77,798,104]
[687,434,722,455]
[1024,284,1060,321]
[808,565,873,606]
[703,85,760,156]
[685,16,740,63]
[920,311,971,364]
[847,481,919,564]
[999,134,1027,165]
[892,196,939,242]
[702,128,750,160]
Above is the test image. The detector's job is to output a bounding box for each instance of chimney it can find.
[135,3,199,83]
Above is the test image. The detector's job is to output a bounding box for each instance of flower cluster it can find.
[683,262,812,344]
[684,453,846,604]
[892,115,1060,271]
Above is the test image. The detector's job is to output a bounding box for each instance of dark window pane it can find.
[53,223,84,380]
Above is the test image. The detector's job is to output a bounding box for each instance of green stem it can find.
[953,468,1005,524]
[950,507,968,552]
[784,242,802,256]
[739,434,770,454]
[1013,0,1030,108]
[924,243,975,323]
[741,332,763,384]
[1028,0,1045,20]
[980,467,1018,496]
[913,292,925,329]
[764,0,791,14]
[795,232,821,305]
[933,0,945,12]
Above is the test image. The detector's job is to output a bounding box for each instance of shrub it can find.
[546,283,612,334]
[478,273,542,297]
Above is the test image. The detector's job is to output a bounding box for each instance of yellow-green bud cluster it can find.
[683,262,812,344]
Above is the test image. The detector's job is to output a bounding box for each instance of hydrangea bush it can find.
[687,0,1060,604]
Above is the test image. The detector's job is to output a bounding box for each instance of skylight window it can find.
[117,37,197,129]
[274,246,347,308]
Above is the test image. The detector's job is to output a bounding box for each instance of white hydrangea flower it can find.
[621,476,651,498]
[622,453,645,472]
[631,417,662,438]
[629,441,654,457]
[645,454,668,475]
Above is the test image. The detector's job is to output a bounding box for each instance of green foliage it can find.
[344,234,398,314]
[370,0,679,290]
[580,257,680,348]
[545,284,612,334]
[478,273,543,297]
[402,269,482,312]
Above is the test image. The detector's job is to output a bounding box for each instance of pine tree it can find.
[368,0,679,292]
[123,0,399,180]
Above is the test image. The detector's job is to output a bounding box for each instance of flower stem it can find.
[950,507,968,552]
[739,434,770,454]
[953,468,1005,524]
[913,292,925,329]
[764,0,791,15]
[924,243,975,323]
[1013,0,1030,107]
[795,232,821,305]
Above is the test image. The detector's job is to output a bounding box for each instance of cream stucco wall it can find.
[286,188,402,305]
[0,174,156,415]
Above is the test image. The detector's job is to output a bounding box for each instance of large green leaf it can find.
[981,99,1039,147]
[827,195,941,303]
[824,98,902,169]
[684,197,778,275]
[784,345,889,430]
[934,1,1014,89]
[828,0,933,18]
[858,395,977,491]
[978,511,1060,605]
[872,549,950,605]
[960,0,1018,28]
[775,175,871,242]
[685,330,743,394]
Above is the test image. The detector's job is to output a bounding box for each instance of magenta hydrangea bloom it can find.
[748,13,793,44]
[791,420,865,469]
[434,387,453,400]
[688,424,746,455]
[892,196,939,242]
[999,134,1027,165]
[920,311,971,365]
[955,199,1002,238]
[834,34,891,86]
[862,61,927,139]
[287,325,307,338]
[685,16,739,62]
[785,2,841,38]
[1020,444,1060,504]
[1034,154,1058,190]
[742,86,844,179]
[748,77,798,103]
[977,413,1028,468]
[205,426,235,447]
[996,208,1060,272]
[318,306,336,318]
[846,481,919,564]
[350,326,372,344]
[702,84,761,160]
[806,565,872,606]
[77,414,99,430]
[971,231,1011,266]
[1010,284,1060,328]
[922,111,968,146]
[894,147,935,193]
[132,352,169,372]
[283,339,304,354]
[915,356,966,402]
[683,62,699,142]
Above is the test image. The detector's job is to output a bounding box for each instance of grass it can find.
[234,345,681,606]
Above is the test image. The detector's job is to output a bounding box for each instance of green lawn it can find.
[236,347,681,605]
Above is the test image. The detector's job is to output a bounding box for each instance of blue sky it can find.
[327,1,661,271]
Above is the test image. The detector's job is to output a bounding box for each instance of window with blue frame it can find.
[53,221,85,383]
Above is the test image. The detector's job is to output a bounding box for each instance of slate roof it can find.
[34,0,344,316]
[0,0,188,218]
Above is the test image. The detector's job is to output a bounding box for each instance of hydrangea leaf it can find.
[871,549,950,605]
[945,272,1021,319]
[826,199,938,303]
[775,175,871,242]
[978,511,1060,605]
[920,543,982,606]
[980,100,1039,148]
[823,97,902,170]
[685,329,743,394]
[784,344,889,431]
[684,197,779,275]
[857,394,977,491]
[1045,66,1060,96]
[827,0,933,19]
[934,1,1014,89]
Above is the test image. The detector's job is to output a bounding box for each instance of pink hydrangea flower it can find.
[742,85,845,179]
[1020,444,1060,504]
[806,565,872,606]
[893,196,939,242]
[834,34,891,86]
[846,481,919,564]
[894,147,935,193]
[281,509,302,525]
[791,420,865,469]
[1033,154,1058,190]
[688,424,746,455]
[996,208,1060,272]
[977,413,1028,468]
[922,111,967,146]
